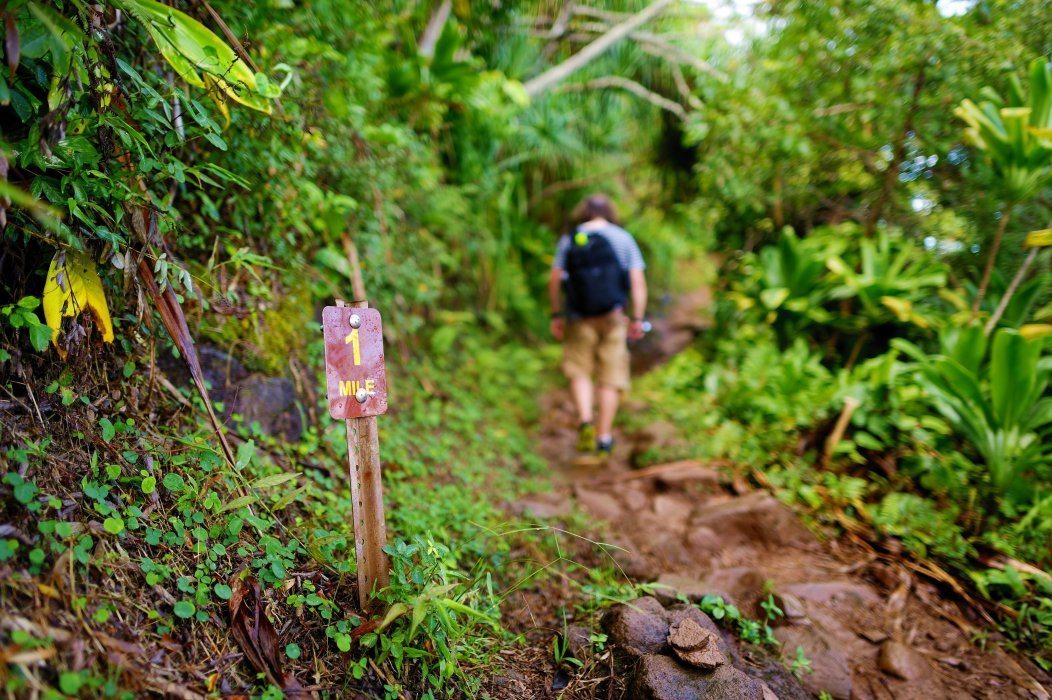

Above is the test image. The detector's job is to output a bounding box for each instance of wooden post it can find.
[335,240,390,611]
[821,396,861,470]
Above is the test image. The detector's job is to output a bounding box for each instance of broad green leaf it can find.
[118,0,272,113]
[990,329,1040,428]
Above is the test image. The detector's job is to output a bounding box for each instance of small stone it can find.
[859,628,889,644]
[573,485,622,520]
[603,597,670,657]
[652,461,721,489]
[688,492,814,549]
[509,494,572,519]
[667,618,725,670]
[621,487,650,512]
[684,525,722,553]
[782,581,881,609]
[878,640,930,681]
[653,494,694,531]
[773,592,807,623]
[667,604,741,667]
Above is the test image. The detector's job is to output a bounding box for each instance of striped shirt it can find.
[552,223,646,273]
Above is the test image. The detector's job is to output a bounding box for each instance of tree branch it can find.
[558,76,686,119]
[670,61,703,110]
[984,244,1041,335]
[418,0,452,58]
[863,61,927,237]
[523,0,676,98]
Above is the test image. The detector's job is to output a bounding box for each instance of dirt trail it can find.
[517,288,1051,700]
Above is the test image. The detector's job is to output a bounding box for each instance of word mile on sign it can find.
[322,306,388,419]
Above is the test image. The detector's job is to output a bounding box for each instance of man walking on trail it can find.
[549,194,647,459]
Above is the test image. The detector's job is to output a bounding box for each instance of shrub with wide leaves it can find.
[901,325,1052,502]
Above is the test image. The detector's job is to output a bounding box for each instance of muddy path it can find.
[508,287,1050,699]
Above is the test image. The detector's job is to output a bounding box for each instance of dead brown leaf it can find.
[228,576,309,698]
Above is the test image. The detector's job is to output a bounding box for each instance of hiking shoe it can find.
[597,437,615,456]
[577,423,596,453]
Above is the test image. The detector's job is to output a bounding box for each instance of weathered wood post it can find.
[323,237,390,611]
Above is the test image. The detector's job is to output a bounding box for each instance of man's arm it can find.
[549,267,565,340]
[628,268,647,340]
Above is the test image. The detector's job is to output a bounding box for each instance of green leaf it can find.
[173,600,195,619]
[103,517,125,535]
[28,323,51,352]
[251,472,299,489]
[59,671,84,695]
[235,440,256,470]
[119,0,273,113]
[163,472,185,492]
[218,494,258,513]
[990,329,1040,428]
[286,643,301,659]
[99,417,116,442]
[141,476,156,494]
[214,583,232,600]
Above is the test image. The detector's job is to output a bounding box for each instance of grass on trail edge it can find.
[0,328,639,698]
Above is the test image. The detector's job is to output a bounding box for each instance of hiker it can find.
[549,194,647,458]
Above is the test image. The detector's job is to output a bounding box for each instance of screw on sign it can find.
[323,303,390,611]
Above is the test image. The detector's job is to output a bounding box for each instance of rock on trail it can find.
[603,595,805,700]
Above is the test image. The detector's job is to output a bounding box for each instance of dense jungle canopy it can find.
[0,0,1051,698]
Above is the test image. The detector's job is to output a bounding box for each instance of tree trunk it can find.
[523,0,676,98]
[863,62,927,237]
[971,203,1014,316]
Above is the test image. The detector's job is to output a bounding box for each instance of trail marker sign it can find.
[324,301,390,611]
[323,306,388,419]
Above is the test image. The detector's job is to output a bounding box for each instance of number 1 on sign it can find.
[345,329,362,366]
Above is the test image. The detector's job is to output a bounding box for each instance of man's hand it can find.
[550,317,565,341]
[628,319,646,341]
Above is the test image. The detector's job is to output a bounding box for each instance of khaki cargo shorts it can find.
[562,311,630,390]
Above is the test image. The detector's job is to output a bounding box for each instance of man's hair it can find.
[571,193,620,227]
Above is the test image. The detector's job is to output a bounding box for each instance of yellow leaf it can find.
[999,107,1032,119]
[881,296,912,323]
[1020,324,1052,341]
[938,288,968,312]
[1024,229,1052,247]
[42,250,115,354]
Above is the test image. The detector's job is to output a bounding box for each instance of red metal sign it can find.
[322,306,388,419]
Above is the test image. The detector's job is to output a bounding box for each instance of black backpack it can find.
[563,229,628,317]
